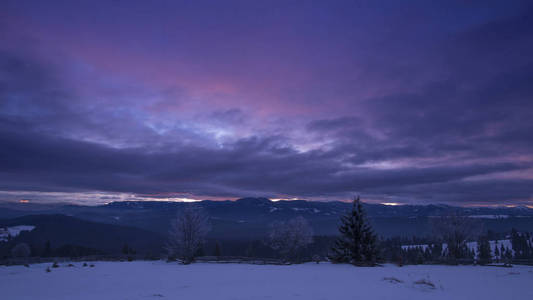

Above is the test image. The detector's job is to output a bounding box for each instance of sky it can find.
[1,0,532,206]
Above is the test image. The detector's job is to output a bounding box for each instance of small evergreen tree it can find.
[494,244,500,262]
[245,242,255,258]
[477,236,492,265]
[510,229,533,259]
[431,243,443,261]
[504,247,513,262]
[329,196,378,266]
[42,241,52,257]
[195,247,205,257]
[415,248,425,265]
[214,241,222,257]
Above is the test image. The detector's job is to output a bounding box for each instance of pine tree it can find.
[42,240,52,257]
[431,243,443,261]
[477,236,492,265]
[214,241,222,257]
[504,247,513,262]
[329,196,378,266]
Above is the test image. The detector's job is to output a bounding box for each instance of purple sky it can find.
[1,0,532,206]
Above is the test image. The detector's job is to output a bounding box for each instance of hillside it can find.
[0,215,165,257]
[1,198,533,238]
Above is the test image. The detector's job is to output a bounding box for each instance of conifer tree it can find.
[42,240,52,257]
[214,241,222,257]
[431,243,443,261]
[494,244,500,262]
[477,236,492,265]
[504,247,513,262]
[329,196,378,265]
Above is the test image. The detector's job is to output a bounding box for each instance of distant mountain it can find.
[1,198,532,238]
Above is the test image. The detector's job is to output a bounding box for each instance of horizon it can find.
[1,1,533,206]
[3,196,533,209]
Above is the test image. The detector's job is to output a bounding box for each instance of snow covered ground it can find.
[1,261,532,300]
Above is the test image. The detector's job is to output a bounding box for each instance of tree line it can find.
[165,196,533,266]
[3,196,533,266]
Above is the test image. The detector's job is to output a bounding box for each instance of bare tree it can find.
[431,213,482,262]
[166,205,210,264]
[267,216,314,262]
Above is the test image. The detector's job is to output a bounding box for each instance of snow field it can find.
[2,261,533,300]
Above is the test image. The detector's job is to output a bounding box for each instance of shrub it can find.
[312,254,321,264]
[383,277,403,284]
[267,216,314,263]
[414,279,436,289]
[11,243,31,258]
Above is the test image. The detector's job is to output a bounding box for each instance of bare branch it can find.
[166,205,210,263]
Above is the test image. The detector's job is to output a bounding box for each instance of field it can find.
[1,261,533,300]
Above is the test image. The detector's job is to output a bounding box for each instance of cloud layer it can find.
[1,1,532,205]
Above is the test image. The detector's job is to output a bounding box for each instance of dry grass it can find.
[414,279,436,289]
[383,276,403,284]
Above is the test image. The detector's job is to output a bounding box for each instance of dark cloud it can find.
[1,119,531,203]
[0,1,532,205]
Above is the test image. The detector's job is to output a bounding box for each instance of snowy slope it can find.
[1,261,532,300]
[0,225,35,242]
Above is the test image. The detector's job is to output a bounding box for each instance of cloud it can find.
[0,2,532,205]
[1,119,531,204]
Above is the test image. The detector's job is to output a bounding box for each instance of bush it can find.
[414,279,436,289]
[383,277,403,284]
[11,243,31,258]
[312,254,321,264]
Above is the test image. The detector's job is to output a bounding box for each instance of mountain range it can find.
[2,198,533,240]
